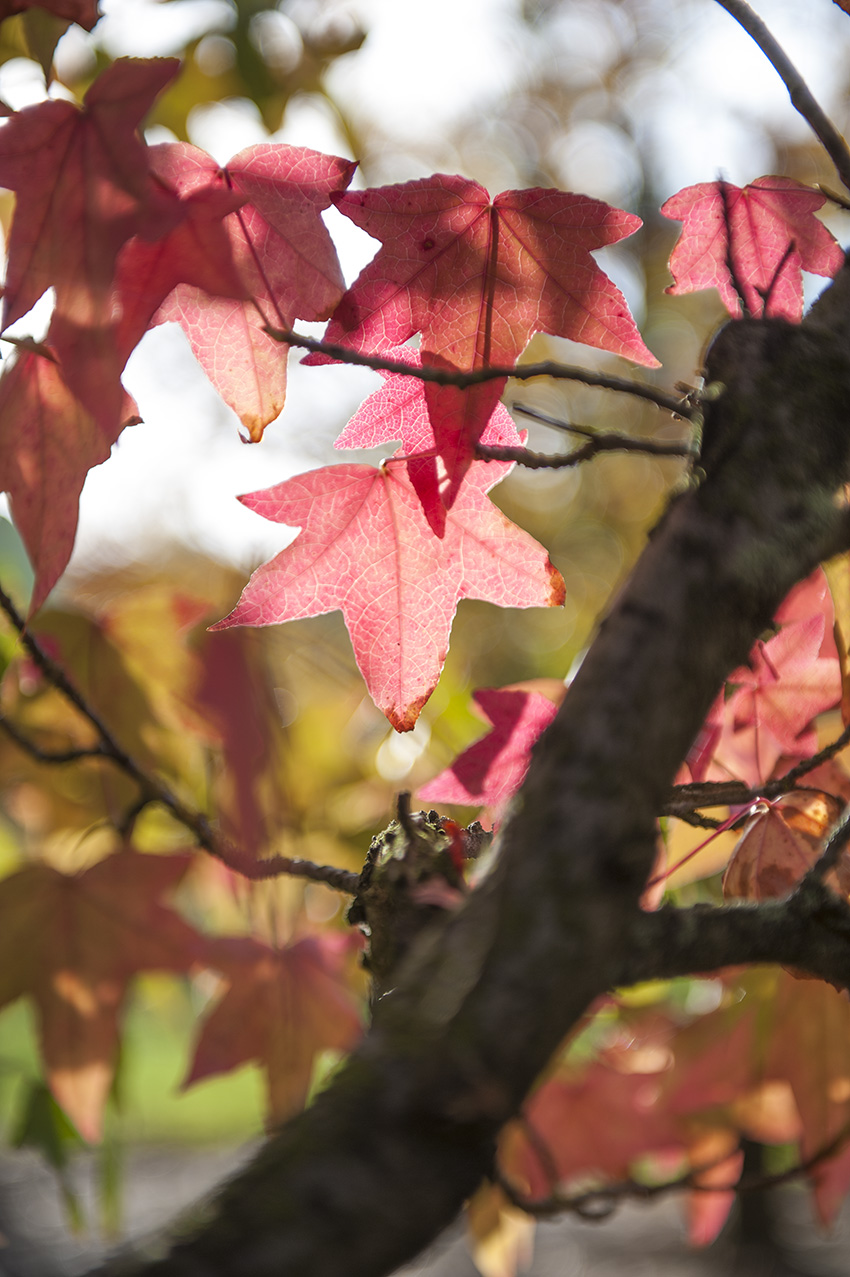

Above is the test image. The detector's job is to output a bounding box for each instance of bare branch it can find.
[666,722,850,818]
[0,715,106,763]
[476,433,695,470]
[715,0,850,190]
[0,585,359,894]
[266,324,695,418]
[496,1117,850,1221]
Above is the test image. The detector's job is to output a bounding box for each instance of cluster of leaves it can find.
[3,1,850,1271]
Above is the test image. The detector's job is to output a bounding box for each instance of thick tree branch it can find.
[0,587,359,894]
[619,877,850,990]
[714,0,850,190]
[92,261,850,1277]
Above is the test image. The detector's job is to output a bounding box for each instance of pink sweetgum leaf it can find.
[211,458,565,731]
[323,176,659,371]
[49,141,249,435]
[684,570,841,787]
[0,344,137,612]
[661,177,842,321]
[334,347,522,530]
[0,57,181,332]
[712,615,841,788]
[418,686,560,815]
[156,144,356,440]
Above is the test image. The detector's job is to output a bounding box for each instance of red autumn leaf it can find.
[0,57,181,332]
[682,568,840,785]
[500,1063,685,1200]
[184,932,363,1126]
[211,456,564,732]
[156,144,355,440]
[763,973,850,1224]
[324,175,658,371]
[51,140,250,435]
[0,344,138,612]
[661,177,842,321]
[318,177,656,496]
[685,1132,743,1247]
[194,627,283,858]
[662,968,850,1226]
[0,0,98,24]
[711,615,841,787]
[0,849,199,1141]
[418,685,561,817]
[334,347,521,528]
[775,567,840,659]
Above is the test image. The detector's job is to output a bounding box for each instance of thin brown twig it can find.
[476,435,695,469]
[0,715,106,763]
[0,584,360,894]
[266,324,694,419]
[665,721,850,817]
[497,1118,850,1221]
[714,0,850,191]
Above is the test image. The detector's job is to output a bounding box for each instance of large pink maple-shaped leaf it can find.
[212,458,565,731]
[0,344,138,612]
[323,176,658,370]
[156,144,356,440]
[334,346,521,529]
[710,615,841,787]
[318,177,656,496]
[0,57,181,332]
[418,685,561,819]
[682,568,840,786]
[51,140,249,435]
[661,177,842,321]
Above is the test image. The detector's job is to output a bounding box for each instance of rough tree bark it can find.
[98,261,850,1277]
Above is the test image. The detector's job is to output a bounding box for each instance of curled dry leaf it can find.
[722,791,844,902]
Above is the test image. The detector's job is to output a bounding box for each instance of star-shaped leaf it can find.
[156,143,356,440]
[418,684,562,819]
[0,344,138,612]
[0,57,181,331]
[661,177,842,321]
[212,457,565,731]
[324,175,658,371]
[184,932,363,1126]
[0,849,200,1141]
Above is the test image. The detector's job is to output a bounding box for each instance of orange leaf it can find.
[0,849,200,1141]
[184,932,364,1126]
